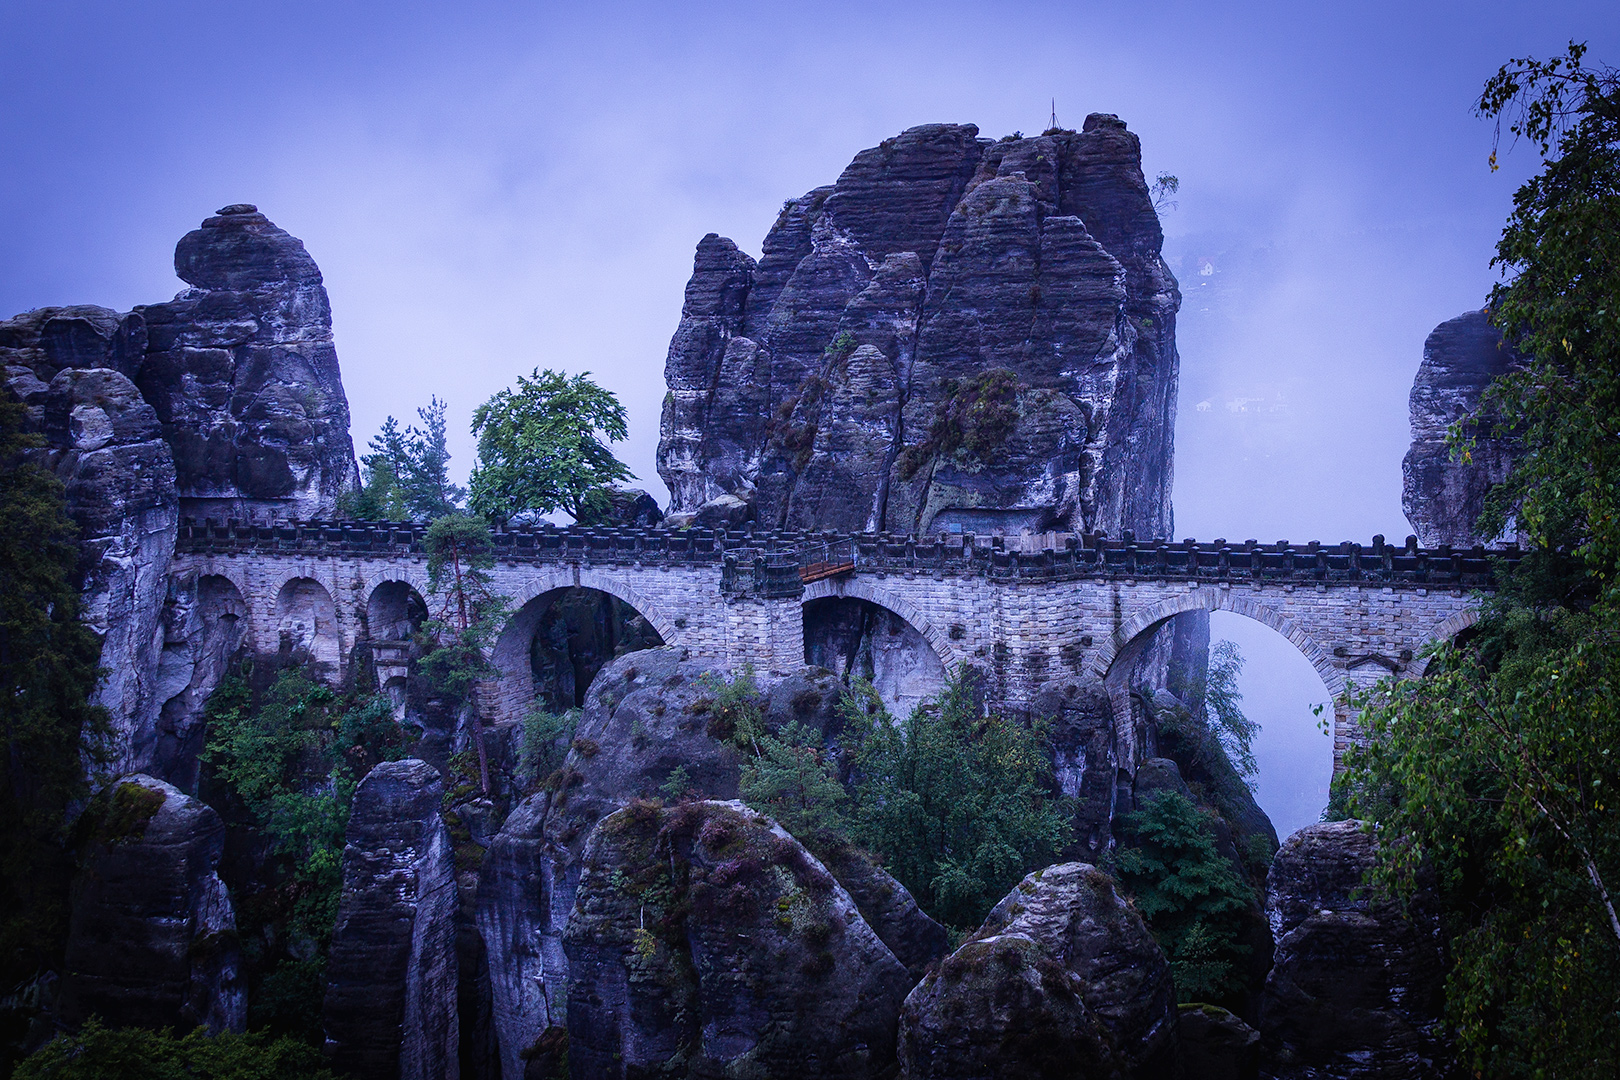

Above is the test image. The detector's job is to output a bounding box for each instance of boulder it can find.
[1258,821,1449,1079]
[898,932,1123,1080]
[60,775,245,1033]
[900,862,1177,1079]
[563,799,913,1080]
[1401,310,1524,547]
[656,116,1179,540]
[324,759,459,1080]
[1178,1003,1259,1080]
[594,487,663,527]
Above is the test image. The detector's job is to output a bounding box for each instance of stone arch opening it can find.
[1100,595,1339,842]
[802,596,948,720]
[364,579,428,700]
[273,576,340,674]
[491,587,665,720]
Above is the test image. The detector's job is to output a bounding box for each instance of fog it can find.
[4,0,1615,836]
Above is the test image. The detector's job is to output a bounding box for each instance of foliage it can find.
[469,368,632,525]
[1114,791,1256,1003]
[520,706,578,788]
[1151,172,1180,212]
[0,396,109,999]
[697,665,764,744]
[14,1017,336,1079]
[740,720,849,839]
[1335,43,1620,1077]
[897,370,1021,480]
[1161,640,1259,783]
[345,397,465,520]
[842,670,1073,931]
[202,666,407,1041]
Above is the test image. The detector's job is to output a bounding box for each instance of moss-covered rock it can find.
[563,800,911,1080]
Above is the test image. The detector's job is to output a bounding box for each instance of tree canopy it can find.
[1341,42,1620,1077]
[469,368,632,524]
[348,397,464,520]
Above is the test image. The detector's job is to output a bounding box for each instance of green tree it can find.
[348,397,464,520]
[1340,43,1620,1077]
[740,720,850,839]
[469,369,632,524]
[844,671,1073,931]
[0,397,109,1006]
[1114,791,1256,1003]
[419,514,508,792]
[14,1018,336,1079]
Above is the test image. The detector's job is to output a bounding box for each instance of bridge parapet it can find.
[176,519,1517,591]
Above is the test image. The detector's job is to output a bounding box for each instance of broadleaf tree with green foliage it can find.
[15,1017,336,1080]
[0,397,110,1067]
[470,368,632,525]
[1339,42,1620,1077]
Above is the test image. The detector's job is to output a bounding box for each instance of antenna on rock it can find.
[1051,98,1057,130]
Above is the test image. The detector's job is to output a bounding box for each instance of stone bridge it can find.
[171,519,1513,770]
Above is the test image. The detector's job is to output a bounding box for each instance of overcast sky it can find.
[5,0,1615,837]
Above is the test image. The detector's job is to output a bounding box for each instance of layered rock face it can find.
[564,800,914,1080]
[657,115,1181,539]
[1402,310,1524,547]
[477,650,945,1078]
[1259,821,1449,1079]
[1,206,358,780]
[324,759,460,1080]
[899,862,1178,1079]
[60,775,245,1034]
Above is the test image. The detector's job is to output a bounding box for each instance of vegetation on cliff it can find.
[0,396,109,1059]
[1342,42,1620,1077]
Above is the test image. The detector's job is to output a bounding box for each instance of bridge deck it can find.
[174,518,1516,592]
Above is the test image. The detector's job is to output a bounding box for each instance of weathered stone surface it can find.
[1178,1003,1259,1080]
[60,775,245,1034]
[564,799,912,1080]
[1259,821,1449,1080]
[324,759,459,1080]
[898,931,1124,1080]
[595,487,664,527]
[477,650,943,1074]
[2,318,180,774]
[974,862,1179,1076]
[1402,310,1524,547]
[657,116,1180,540]
[135,204,359,521]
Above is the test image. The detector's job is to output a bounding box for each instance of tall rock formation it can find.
[1402,310,1523,548]
[59,775,245,1034]
[657,116,1180,539]
[1,205,359,780]
[324,759,460,1080]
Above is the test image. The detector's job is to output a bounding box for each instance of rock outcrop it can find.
[1,206,358,782]
[324,759,460,1080]
[1402,310,1524,547]
[60,775,245,1034]
[477,649,945,1076]
[1259,821,1449,1080]
[657,116,1180,539]
[1178,1003,1259,1080]
[899,862,1178,1080]
[135,204,358,522]
[563,799,913,1080]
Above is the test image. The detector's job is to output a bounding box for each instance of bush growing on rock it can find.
[15,1018,336,1079]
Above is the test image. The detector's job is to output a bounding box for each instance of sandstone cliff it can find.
[1,205,359,779]
[1402,310,1523,548]
[657,116,1180,539]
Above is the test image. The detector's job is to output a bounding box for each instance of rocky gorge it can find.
[0,114,1515,1079]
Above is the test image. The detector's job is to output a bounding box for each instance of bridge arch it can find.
[1406,608,1482,678]
[800,577,955,718]
[273,575,341,673]
[487,569,674,723]
[1093,588,1346,699]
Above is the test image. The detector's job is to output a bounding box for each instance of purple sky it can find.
[5,0,1615,836]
